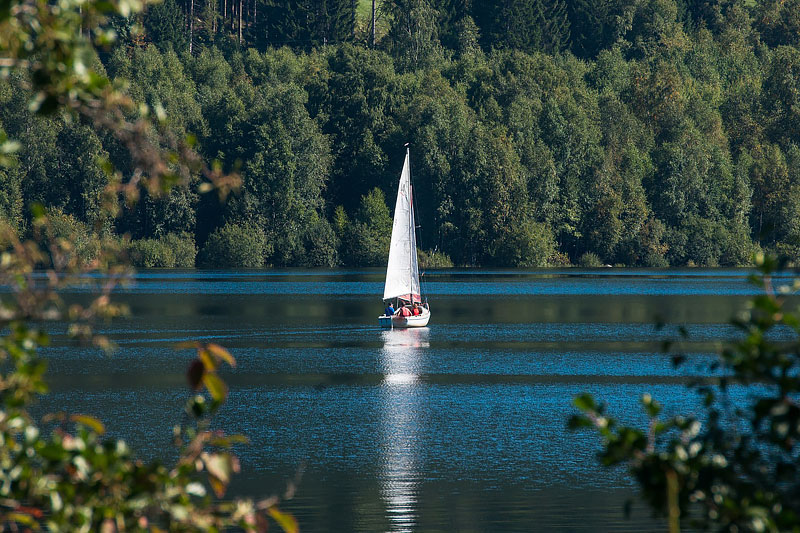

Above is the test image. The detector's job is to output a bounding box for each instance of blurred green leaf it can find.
[573,393,596,412]
[30,203,46,219]
[642,394,661,418]
[568,415,592,429]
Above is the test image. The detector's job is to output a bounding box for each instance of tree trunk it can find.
[371,0,376,47]
[238,0,242,43]
[189,0,194,53]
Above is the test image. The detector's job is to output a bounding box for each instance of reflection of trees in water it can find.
[379,327,429,532]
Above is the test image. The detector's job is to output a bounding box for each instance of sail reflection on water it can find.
[379,328,430,532]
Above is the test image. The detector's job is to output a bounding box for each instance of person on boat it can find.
[412,302,420,316]
[399,305,412,317]
[384,302,395,316]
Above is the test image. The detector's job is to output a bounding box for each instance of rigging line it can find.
[407,144,428,302]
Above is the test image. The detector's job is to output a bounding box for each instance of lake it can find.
[39,269,772,532]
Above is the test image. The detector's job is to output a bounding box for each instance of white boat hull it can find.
[378,310,430,328]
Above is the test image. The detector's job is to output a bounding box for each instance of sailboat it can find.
[378,147,430,328]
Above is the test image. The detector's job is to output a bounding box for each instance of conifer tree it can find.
[258,0,311,47]
[568,0,616,58]
[542,0,570,53]
[326,0,357,42]
[430,0,471,50]
[143,0,188,52]
[473,0,545,53]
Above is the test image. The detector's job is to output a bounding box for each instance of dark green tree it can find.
[430,0,472,51]
[341,187,392,266]
[753,0,800,48]
[257,0,312,47]
[312,45,402,213]
[619,0,684,60]
[199,221,269,267]
[762,46,800,147]
[53,124,112,230]
[143,0,188,52]
[384,0,443,70]
[234,82,331,265]
[541,0,570,54]
[403,72,528,264]
[473,0,545,53]
[180,47,245,247]
[258,0,355,47]
[568,0,617,58]
[323,0,358,43]
[744,143,800,259]
[0,149,23,233]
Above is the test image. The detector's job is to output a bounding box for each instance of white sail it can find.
[383,150,421,302]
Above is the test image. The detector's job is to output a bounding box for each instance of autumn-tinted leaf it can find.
[199,349,217,371]
[268,506,299,533]
[175,341,200,350]
[6,512,37,527]
[70,414,105,435]
[202,372,227,401]
[206,343,235,367]
[209,476,226,498]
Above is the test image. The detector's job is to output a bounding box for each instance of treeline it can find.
[1,0,800,268]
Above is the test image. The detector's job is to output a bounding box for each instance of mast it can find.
[407,145,413,298]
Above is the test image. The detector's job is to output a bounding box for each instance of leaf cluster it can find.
[571,255,800,531]
[0,0,298,530]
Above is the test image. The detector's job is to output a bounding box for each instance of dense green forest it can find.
[1,0,799,268]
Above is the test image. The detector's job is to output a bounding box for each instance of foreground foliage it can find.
[0,217,297,531]
[571,255,800,532]
[0,0,296,530]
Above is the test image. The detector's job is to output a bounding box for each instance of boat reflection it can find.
[380,327,430,532]
[380,327,430,384]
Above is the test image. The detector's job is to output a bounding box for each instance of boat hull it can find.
[378,310,430,328]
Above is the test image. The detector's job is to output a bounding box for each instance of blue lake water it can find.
[37,268,776,531]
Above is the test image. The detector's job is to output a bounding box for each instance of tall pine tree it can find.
[144,0,188,52]
[472,0,545,53]
[568,0,616,58]
[542,0,570,54]
[430,0,471,50]
[254,0,354,48]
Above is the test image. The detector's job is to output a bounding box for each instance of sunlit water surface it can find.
[37,269,778,532]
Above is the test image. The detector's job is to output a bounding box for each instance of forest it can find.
[1,0,799,268]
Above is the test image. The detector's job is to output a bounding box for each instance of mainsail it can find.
[383,149,421,302]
